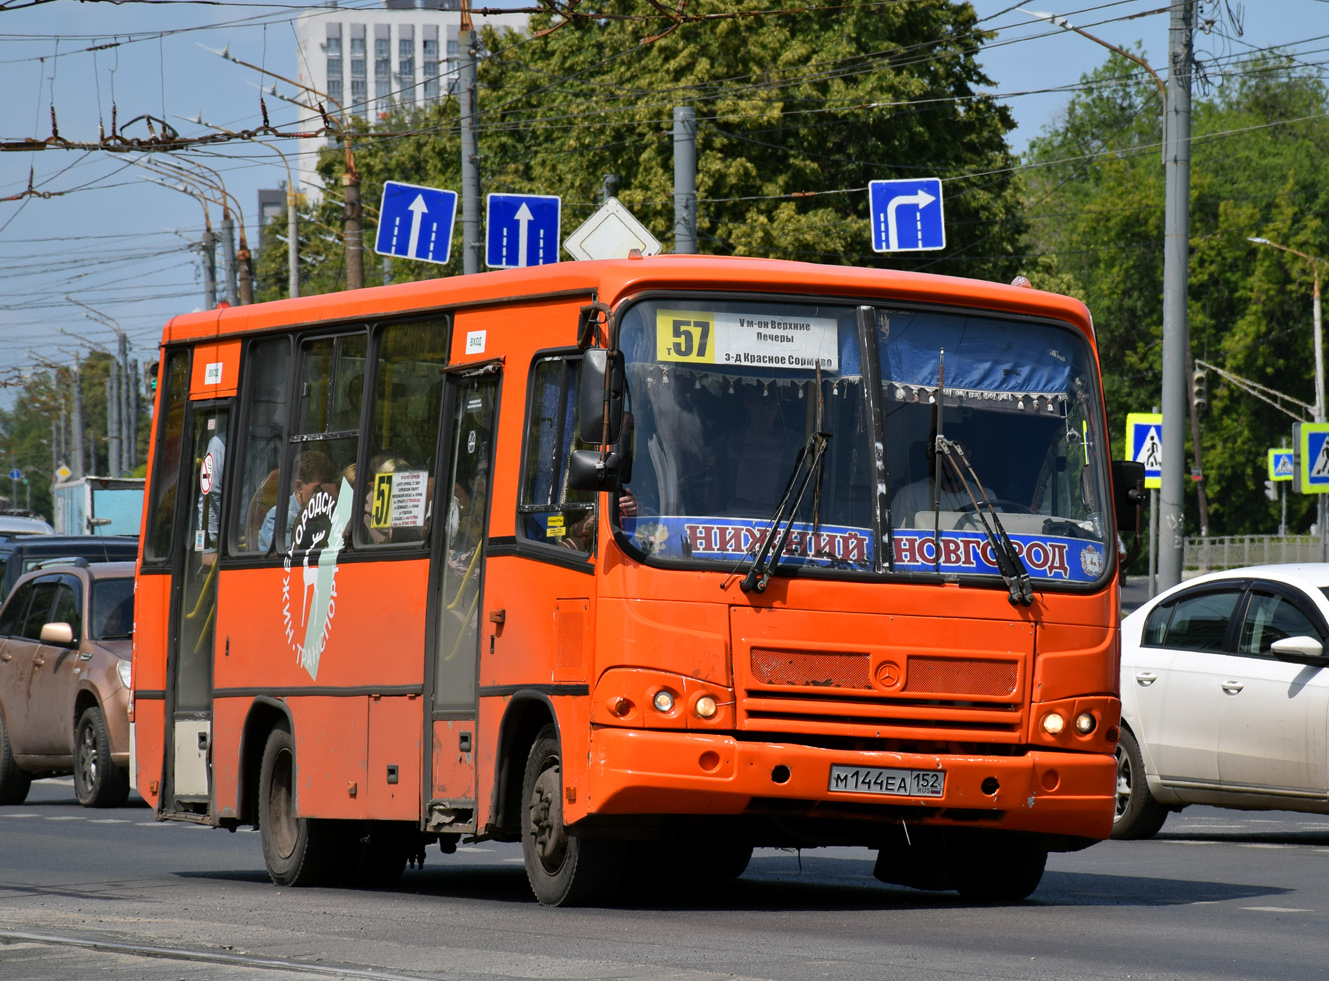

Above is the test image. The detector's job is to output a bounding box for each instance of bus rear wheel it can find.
[522,724,623,906]
[258,728,339,887]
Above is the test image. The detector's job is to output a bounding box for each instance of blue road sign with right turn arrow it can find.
[868,178,945,252]
[375,180,458,266]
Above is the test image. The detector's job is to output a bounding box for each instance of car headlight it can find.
[117,658,132,689]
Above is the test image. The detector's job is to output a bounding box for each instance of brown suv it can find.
[0,560,134,806]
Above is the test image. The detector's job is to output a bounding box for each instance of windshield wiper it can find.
[937,437,1035,607]
[737,431,832,594]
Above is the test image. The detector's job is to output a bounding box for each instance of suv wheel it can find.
[74,706,130,808]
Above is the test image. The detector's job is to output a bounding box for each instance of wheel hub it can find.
[529,763,568,874]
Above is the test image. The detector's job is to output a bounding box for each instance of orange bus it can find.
[131,256,1141,905]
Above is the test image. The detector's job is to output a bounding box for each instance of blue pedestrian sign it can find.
[486,193,560,269]
[1125,412,1163,490]
[1298,423,1329,494]
[1269,448,1294,482]
[868,178,945,253]
[375,180,457,266]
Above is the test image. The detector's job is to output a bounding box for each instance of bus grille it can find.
[903,657,1018,697]
[749,648,871,690]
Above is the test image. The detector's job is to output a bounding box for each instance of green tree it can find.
[1024,52,1329,537]
[258,0,1025,299]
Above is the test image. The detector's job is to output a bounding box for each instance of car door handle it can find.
[1135,672,1157,686]
[1221,681,1245,694]
[0,652,10,662]
[32,656,44,667]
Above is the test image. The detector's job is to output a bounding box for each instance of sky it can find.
[0,0,1323,412]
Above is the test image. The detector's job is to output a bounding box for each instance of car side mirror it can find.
[1111,460,1146,532]
[1271,635,1326,663]
[578,348,625,445]
[40,622,75,646]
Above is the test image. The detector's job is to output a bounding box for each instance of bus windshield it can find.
[615,297,1111,586]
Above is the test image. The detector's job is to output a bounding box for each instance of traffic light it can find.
[1265,479,1278,501]
[1192,368,1208,410]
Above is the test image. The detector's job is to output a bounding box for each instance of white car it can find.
[1115,564,1329,839]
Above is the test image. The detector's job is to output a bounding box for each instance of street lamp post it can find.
[1249,236,1327,559]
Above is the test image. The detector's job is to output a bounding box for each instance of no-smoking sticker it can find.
[199,452,215,495]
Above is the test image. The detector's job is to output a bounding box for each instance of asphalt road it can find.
[4,777,1329,981]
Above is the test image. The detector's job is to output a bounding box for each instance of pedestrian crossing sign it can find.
[1297,423,1329,493]
[1126,412,1163,490]
[1268,448,1294,482]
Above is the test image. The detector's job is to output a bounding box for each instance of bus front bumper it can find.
[585,727,1115,841]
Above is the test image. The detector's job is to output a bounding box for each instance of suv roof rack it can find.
[30,556,91,571]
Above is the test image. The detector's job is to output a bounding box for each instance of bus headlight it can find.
[1074,712,1097,734]
[694,695,717,719]
[1041,712,1065,735]
[653,690,675,713]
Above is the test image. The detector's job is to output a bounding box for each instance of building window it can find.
[399,57,414,76]
[376,58,390,79]
[399,38,412,58]
[325,37,342,56]
[423,39,438,58]
[328,78,343,103]
[351,78,367,107]
[423,58,438,101]
[350,36,366,79]
[447,40,459,56]
[327,58,342,78]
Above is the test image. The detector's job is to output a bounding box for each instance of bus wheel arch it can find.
[239,697,293,827]
[491,692,560,840]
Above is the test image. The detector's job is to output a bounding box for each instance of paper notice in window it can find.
[390,470,428,528]
[656,309,839,371]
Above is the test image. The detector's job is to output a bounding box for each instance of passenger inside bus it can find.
[257,449,338,553]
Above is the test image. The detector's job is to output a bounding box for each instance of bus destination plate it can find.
[828,765,945,798]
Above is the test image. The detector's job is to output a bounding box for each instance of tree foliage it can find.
[1023,52,1329,537]
[258,0,1025,299]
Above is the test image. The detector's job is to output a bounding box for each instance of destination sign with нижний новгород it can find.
[655,309,839,371]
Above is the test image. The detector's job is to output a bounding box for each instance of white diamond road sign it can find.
[486,193,560,269]
[563,197,661,261]
[375,180,457,265]
[868,178,945,253]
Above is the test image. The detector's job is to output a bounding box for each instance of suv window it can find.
[0,580,34,636]
[1240,591,1321,658]
[1163,590,1242,652]
[49,577,82,640]
[19,578,61,641]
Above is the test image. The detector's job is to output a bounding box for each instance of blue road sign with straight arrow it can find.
[375,180,458,266]
[868,178,945,253]
[486,193,560,269]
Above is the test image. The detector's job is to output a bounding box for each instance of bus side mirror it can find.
[567,415,634,492]
[1111,460,1146,532]
[578,349,625,445]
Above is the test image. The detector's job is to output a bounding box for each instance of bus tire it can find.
[1111,727,1169,841]
[946,834,1046,902]
[521,724,623,906]
[258,728,338,887]
[0,710,31,805]
[74,706,129,808]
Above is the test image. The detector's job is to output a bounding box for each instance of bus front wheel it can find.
[521,724,623,906]
[258,728,339,887]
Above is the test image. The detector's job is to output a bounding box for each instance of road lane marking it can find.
[1242,906,1312,913]
[89,819,129,824]
[502,857,524,863]
[0,813,39,818]
[46,816,85,821]
[455,846,492,853]
[1239,843,1289,849]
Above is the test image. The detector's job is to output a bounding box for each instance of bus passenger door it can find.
[424,367,499,833]
[167,404,229,811]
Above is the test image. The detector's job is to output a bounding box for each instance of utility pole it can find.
[1157,0,1195,590]
[71,356,85,479]
[238,236,255,305]
[288,180,300,299]
[600,174,620,207]
[344,158,364,290]
[673,106,697,254]
[458,0,482,275]
[222,209,240,305]
[105,369,121,478]
[201,226,218,308]
[382,255,392,286]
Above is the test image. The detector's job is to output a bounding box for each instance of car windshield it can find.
[878,308,1111,584]
[91,578,134,640]
[616,299,875,573]
[612,296,1112,587]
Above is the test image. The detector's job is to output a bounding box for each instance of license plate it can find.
[828,765,945,798]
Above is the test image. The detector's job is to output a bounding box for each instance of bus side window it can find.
[145,350,191,565]
[231,337,292,555]
[357,318,449,547]
[282,333,368,553]
[519,355,596,554]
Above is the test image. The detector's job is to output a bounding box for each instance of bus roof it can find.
[161,256,1094,346]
